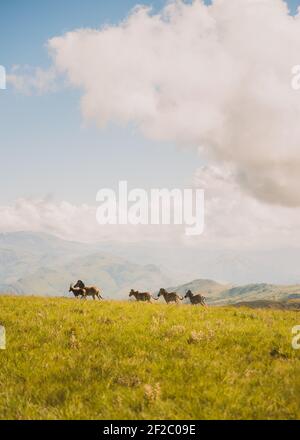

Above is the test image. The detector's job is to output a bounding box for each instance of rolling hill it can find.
[0,232,171,298]
[171,279,300,305]
[0,295,299,419]
[168,278,232,301]
[1,231,300,304]
[11,253,170,298]
[232,300,300,310]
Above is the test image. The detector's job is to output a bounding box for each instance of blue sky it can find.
[0,0,299,205]
[1,0,300,285]
[0,0,207,204]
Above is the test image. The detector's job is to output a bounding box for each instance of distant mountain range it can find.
[0,232,170,298]
[97,241,300,285]
[0,231,300,304]
[171,279,300,305]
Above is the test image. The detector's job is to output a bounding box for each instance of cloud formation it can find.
[7,65,57,94]
[193,165,300,249]
[1,185,300,250]
[48,0,300,206]
[0,198,190,244]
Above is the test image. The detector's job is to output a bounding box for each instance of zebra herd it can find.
[69,280,206,306]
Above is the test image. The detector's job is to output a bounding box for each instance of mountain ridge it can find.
[0,231,300,303]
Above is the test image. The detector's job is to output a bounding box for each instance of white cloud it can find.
[0,198,94,241]
[48,0,300,207]
[4,0,300,261]
[193,165,300,249]
[7,65,58,94]
[1,186,300,251]
[0,197,189,244]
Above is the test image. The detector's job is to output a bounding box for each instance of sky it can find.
[0,0,211,205]
[1,0,296,205]
[1,0,300,284]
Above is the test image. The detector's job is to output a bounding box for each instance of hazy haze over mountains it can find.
[0,231,300,303]
[0,232,171,298]
[168,278,300,305]
[0,232,300,304]
[98,241,300,286]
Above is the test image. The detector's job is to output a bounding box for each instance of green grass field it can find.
[0,295,299,420]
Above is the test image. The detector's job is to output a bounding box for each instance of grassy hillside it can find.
[172,279,300,305]
[0,296,299,420]
[216,283,300,304]
[233,300,300,310]
[168,278,231,300]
